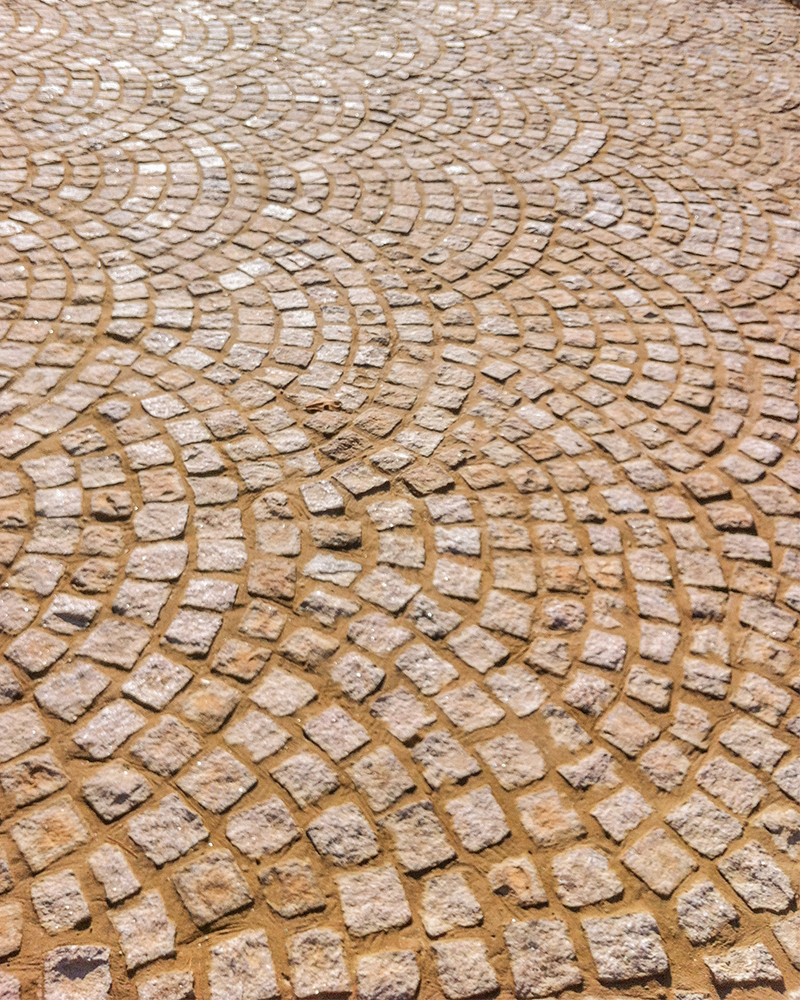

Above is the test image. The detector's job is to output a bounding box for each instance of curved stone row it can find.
[2,0,800,997]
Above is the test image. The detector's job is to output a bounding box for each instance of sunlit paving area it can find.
[2,0,800,996]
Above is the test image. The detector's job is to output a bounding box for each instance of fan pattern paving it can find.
[1,0,800,996]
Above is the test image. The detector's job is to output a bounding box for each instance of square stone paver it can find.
[31,870,90,933]
[432,941,498,1000]
[259,859,326,918]
[337,865,412,936]
[676,880,738,944]
[108,891,175,970]
[271,753,339,808]
[225,797,300,858]
[82,762,152,821]
[445,786,510,852]
[582,912,669,983]
[208,931,279,1000]
[44,947,111,1000]
[552,847,624,908]
[422,872,483,937]
[348,746,415,812]
[131,716,202,777]
[379,800,456,872]
[176,748,256,813]
[127,794,208,866]
[173,849,253,926]
[307,803,378,865]
[10,796,90,872]
[505,918,583,997]
[287,929,350,999]
[357,952,419,1000]
[622,828,697,898]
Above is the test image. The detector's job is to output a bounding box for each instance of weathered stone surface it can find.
[583,912,669,982]
[44,947,111,1000]
[109,891,175,970]
[432,941,498,1000]
[208,930,279,1000]
[505,918,583,998]
[173,850,253,926]
[127,794,208,866]
[287,929,350,999]
[357,952,419,1000]
[676,880,738,945]
[11,796,90,872]
[337,865,412,936]
[705,944,783,987]
[622,828,697,897]
[4,0,800,991]
[225,797,300,858]
[718,841,794,913]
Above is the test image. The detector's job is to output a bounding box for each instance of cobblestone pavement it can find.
[4,0,800,996]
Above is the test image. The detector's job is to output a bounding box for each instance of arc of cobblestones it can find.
[4,0,800,997]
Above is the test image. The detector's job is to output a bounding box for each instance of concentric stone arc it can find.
[0,0,800,996]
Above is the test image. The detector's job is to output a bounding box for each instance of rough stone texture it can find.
[583,913,669,983]
[3,0,800,996]
[337,865,412,936]
[44,947,111,1000]
[225,797,300,858]
[718,841,795,913]
[172,850,253,926]
[108,891,175,971]
[287,929,350,999]
[433,941,498,1000]
[208,931,279,1000]
[705,944,783,987]
[676,880,739,945]
[356,952,419,1000]
[10,796,90,872]
[421,872,483,937]
[31,870,91,933]
[127,794,208,866]
[552,847,623,908]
